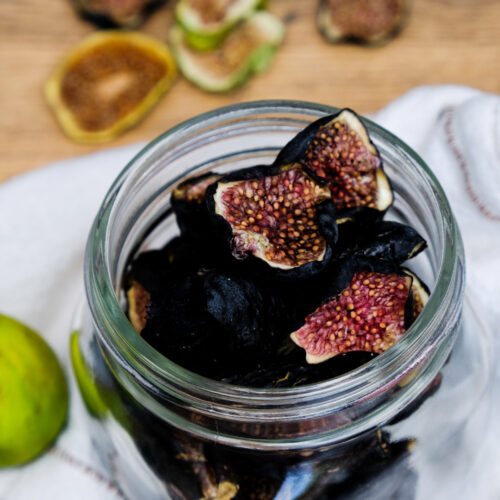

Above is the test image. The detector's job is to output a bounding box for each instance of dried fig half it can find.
[402,268,430,319]
[316,0,409,46]
[45,31,176,144]
[127,281,151,333]
[170,11,284,93]
[172,171,221,238]
[206,164,338,280]
[336,220,427,263]
[276,108,393,222]
[175,0,264,50]
[70,0,165,28]
[291,260,415,364]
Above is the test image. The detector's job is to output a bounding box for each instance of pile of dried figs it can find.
[126,108,429,386]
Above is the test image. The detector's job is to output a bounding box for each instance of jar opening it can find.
[84,100,464,447]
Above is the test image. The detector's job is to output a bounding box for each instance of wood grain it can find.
[1,0,499,183]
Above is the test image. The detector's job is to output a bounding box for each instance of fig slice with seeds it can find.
[276,108,393,222]
[316,0,409,46]
[45,31,176,144]
[291,260,414,364]
[206,163,338,280]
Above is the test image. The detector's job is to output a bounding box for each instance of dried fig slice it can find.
[337,220,427,263]
[127,281,151,333]
[175,0,264,50]
[316,0,409,46]
[402,268,430,319]
[276,108,393,222]
[170,11,284,93]
[172,171,221,237]
[291,260,414,364]
[206,164,338,280]
[70,0,165,28]
[45,31,176,144]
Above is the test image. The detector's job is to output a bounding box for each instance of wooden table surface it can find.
[1,0,500,183]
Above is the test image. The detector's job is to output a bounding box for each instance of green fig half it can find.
[171,11,284,93]
[175,0,265,50]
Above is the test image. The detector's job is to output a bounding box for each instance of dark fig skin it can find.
[223,351,376,388]
[336,220,427,263]
[205,164,339,282]
[274,109,393,223]
[71,0,166,28]
[140,265,297,379]
[171,171,221,241]
[202,269,293,354]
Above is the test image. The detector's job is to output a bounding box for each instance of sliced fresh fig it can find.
[317,0,408,45]
[337,220,427,263]
[175,0,264,50]
[45,31,177,144]
[170,11,284,93]
[291,260,414,364]
[70,0,165,28]
[206,164,338,280]
[276,108,393,222]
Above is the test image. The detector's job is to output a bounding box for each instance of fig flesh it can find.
[206,164,338,280]
[291,260,414,364]
[170,11,284,92]
[126,281,151,333]
[45,31,177,144]
[276,108,393,222]
[317,0,408,45]
[70,0,165,28]
[175,0,264,50]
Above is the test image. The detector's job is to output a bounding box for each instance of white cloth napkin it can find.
[1,85,499,499]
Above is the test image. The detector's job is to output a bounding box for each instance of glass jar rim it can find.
[84,100,464,444]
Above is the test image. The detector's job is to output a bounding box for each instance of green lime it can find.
[0,314,69,467]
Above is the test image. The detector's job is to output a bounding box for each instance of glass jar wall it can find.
[74,101,491,500]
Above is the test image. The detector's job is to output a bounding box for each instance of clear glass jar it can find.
[74,101,492,500]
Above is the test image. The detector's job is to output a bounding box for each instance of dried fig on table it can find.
[45,31,176,144]
[170,11,284,92]
[70,0,165,28]
[317,0,410,46]
[175,0,265,50]
[205,163,338,281]
[275,108,393,224]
